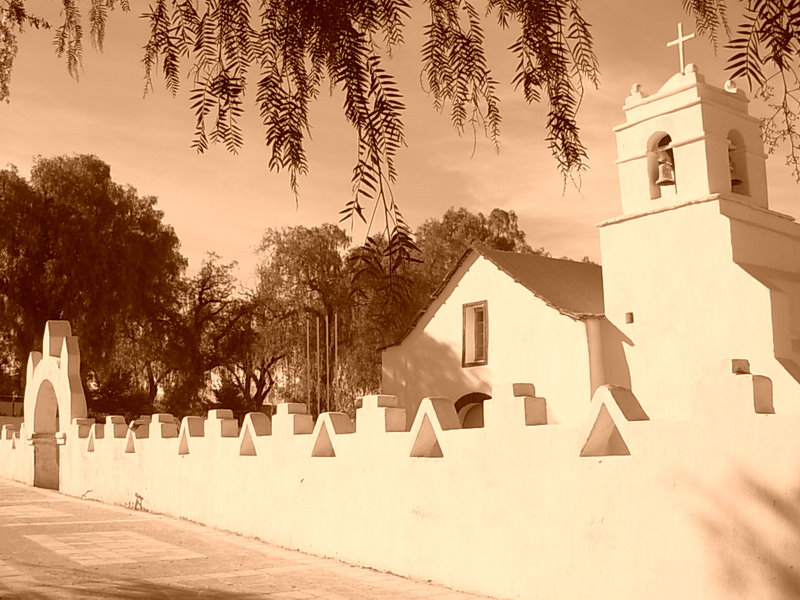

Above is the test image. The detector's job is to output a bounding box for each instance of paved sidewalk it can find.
[0,478,494,600]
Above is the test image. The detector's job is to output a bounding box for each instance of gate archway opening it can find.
[23,321,88,491]
[31,379,60,490]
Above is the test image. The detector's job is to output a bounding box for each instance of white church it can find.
[5,27,800,600]
[382,48,800,429]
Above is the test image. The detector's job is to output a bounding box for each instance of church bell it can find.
[654,145,676,186]
[729,153,743,187]
[655,150,676,186]
[656,165,675,186]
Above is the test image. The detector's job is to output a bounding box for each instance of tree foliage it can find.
[159,254,250,415]
[417,204,533,256]
[213,300,284,420]
[258,224,351,317]
[0,0,600,274]
[0,154,186,410]
[411,206,536,298]
[719,0,800,178]
[0,0,48,100]
[254,224,352,413]
[5,1,800,210]
[204,228,354,419]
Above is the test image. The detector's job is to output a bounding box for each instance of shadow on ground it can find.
[1,561,280,599]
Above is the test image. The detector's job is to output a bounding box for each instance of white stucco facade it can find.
[381,251,599,427]
[600,65,800,420]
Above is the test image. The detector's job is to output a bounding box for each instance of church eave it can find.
[596,193,797,229]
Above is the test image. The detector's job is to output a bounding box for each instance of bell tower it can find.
[598,24,800,421]
[613,33,768,215]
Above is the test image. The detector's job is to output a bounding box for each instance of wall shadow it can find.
[384,332,492,427]
[737,263,800,387]
[599,317,633,390]
[693,468,800,597]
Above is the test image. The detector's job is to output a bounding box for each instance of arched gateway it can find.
[22,321,88,489]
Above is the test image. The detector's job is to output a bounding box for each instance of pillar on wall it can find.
[356,395,406,435]
[483,383,547,430]
[272,403,314,437]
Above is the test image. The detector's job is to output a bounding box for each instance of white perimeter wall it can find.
[2,372,799,600]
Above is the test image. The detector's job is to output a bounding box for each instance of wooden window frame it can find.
[462,300,488,368]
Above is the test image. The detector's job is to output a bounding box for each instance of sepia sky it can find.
[1,1,798,284]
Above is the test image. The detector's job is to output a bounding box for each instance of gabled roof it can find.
[477,246,604,319]
[384,246,604,349]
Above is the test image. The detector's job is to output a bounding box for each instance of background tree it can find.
[213,292,290,420]
[0,156,546,420]
[252,223,425,415]
[255,224,351,414]
[159,254,249,416]
[412,207,536,296]
[0,340,20,415]
[0,155,186,416]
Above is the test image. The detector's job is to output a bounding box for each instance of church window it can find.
[462,301,488,367]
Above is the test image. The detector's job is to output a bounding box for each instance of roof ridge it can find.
[382,246,605,350]
[475,244,596,265]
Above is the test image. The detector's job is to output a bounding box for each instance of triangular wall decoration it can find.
[124,430,135,454]
[239,426,256,456]
[176,416,205,456]
[410,414,444,458]
[86,429,95,453]
[177,428,190,456]
[311,422,335,457]
[238,412,270,456]
[580,404,630,457]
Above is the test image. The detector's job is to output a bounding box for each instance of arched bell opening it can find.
[727,129,749,195]
[647,132,676,200]
[454,392,491,429]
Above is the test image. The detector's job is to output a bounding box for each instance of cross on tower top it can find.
[666,23,695,73]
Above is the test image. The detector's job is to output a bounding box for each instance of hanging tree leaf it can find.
[0,0,600,259]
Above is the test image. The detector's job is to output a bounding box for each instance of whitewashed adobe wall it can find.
[600,197,800,420]
[2,322,800,600]
[381,253,593,427]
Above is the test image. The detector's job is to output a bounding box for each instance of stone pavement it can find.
[0,478,496,600]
